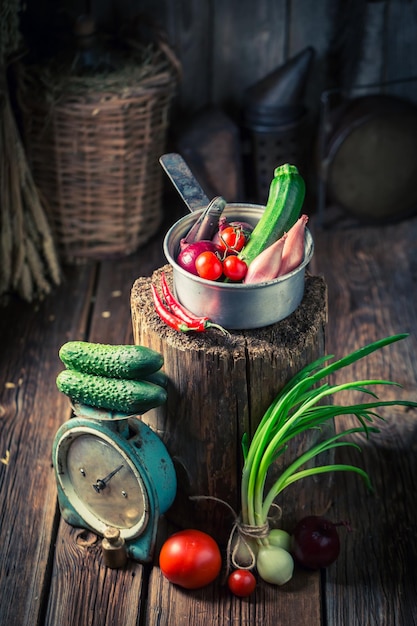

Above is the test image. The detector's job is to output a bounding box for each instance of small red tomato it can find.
[223,255,247,281]
[195,251,223,281]
[159,529,222,589]
[218,226,246,252]
[227,569,257,597]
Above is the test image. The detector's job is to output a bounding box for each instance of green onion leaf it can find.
[240,334,417,529]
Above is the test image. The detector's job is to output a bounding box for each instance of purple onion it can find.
[176,241,223,275]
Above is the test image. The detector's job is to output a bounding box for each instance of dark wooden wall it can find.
[19,0,417,208]
[23,0,417,117]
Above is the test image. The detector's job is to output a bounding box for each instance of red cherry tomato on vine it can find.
[195,251,223,281]
[218,226,247,252]
[159,529,222,589]
[227,569,257,597]
[223,255,248,281]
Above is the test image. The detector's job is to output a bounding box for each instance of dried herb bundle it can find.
[0,0,61,303]
[0,85,61,302]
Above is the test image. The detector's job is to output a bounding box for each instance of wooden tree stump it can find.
[131,265,328,542]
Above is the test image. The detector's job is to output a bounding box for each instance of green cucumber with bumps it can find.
[59,341,163,379]
[56,369,167,414]
[143,369,169,388]
[238,163,305,267]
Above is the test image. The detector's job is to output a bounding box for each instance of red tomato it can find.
[218,226,246,252]
[195,251,223,281]
[223,255,247,281]
[159,529,222,589]
[227,569,257,597]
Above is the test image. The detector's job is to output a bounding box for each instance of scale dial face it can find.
[55,426,149,539]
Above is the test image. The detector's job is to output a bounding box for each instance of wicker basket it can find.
[18,37,180,262]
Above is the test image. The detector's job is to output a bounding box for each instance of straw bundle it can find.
[0,0,61,303]
[0,84,61,302]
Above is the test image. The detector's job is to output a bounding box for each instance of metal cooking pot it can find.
[163,204,314,330]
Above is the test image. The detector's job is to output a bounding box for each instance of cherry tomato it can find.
[223,255,247,281]
[218,226,246,252]
[227,569,257,597]
[195,251,223,281]
[159,529,222,589]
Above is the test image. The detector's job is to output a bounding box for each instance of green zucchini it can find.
[56,369,167,414]
[238,163,305,267]
[59,341,163,379]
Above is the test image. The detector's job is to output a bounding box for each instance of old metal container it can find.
[163,204,314,330]
[242,47,315,204]
[321,93,417,222]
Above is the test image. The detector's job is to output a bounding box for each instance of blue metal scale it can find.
[52,404,177,562]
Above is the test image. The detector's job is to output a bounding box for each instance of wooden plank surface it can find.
[146,566,321,626]
[0,265,96,626]
[288,0,333,109]
[168,0,212,114]
[1,206,416,626]
[310,209,417,626]
[384,1,417,102]
[45,524,146,626]
[44,237,168,626]
[211,0,287,111]
[23,0,417,118]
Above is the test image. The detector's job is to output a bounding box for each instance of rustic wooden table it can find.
[1,208,416,626]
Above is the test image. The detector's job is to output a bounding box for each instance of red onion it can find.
[291,516,341,570]
[176,241,222,275]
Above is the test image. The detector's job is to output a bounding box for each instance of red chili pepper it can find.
[151,284,197,333]
[160,272,209,326]
[151,281,228,335]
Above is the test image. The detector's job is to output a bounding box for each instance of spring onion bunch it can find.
[238,334,417,584]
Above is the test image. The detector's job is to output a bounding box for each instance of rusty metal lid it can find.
[325,94,417,222]
[243,47,314,129]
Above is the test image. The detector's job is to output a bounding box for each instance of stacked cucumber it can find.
[56,341,168,415]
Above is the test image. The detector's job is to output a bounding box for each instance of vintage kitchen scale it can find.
[52,402,177,563]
